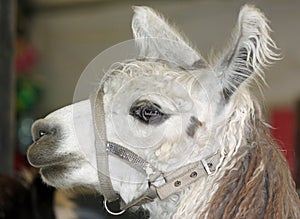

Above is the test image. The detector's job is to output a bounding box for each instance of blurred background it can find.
[0,0,300,218]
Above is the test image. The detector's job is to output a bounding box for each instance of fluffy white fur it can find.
[132,6,205,69]
[27,5,300,219]
[213,5,280,96]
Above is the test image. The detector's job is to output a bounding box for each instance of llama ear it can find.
[132,6,207,69]
[214,5,279,100]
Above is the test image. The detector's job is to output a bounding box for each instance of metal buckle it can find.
[150,173,166,187]
[201,159,212,175]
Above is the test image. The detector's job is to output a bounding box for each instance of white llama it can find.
[27,5,300,218]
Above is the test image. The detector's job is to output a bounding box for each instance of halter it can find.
[91,88,221,215]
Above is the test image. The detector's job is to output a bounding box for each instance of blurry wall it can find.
[29,0,300,116]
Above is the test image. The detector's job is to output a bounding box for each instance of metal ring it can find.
[104,199,126,216]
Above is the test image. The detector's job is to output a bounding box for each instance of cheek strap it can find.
[92,90,119,203]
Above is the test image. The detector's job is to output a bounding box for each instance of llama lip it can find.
[27,141,83,168]
[40,164,69,176]
[40,164,75,182]
[29,156,82,168]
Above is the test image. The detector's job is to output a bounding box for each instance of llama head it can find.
[27,5,278,210]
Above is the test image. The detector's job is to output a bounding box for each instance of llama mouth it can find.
[40,164,70,177]
[27,141,84,168]
[39,164,80,184]
[30,156,83,168]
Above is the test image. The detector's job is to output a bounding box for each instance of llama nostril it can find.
[33,129,48,142]
[38,130,48,138]
[31,119,58,142]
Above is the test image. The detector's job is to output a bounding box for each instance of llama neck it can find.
[173,121,300,218]
[198,139,300,218]
[144,98,300,218]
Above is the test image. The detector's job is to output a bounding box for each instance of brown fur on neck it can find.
[200,126,300,219]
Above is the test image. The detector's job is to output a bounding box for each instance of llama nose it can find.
[31,119,59,142]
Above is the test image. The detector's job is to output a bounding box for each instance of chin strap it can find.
[106,141,221,212]
[92,89,221,215]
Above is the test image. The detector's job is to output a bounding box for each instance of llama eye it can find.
[129,100,169,125]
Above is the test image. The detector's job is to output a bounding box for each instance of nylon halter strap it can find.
[92,90,119,202]
[92,89,221,215]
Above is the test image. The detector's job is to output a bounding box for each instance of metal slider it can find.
[150,173,166,187]
[201,159,212,175]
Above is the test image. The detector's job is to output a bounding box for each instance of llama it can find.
[27,5,300,218]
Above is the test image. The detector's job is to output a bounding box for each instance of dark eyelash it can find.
[129,100,170,125]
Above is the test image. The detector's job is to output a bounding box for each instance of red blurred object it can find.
[15,38,37,73]
[270,108,296,178]
[14,150,31,172]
